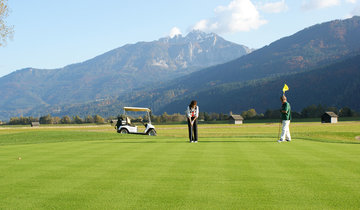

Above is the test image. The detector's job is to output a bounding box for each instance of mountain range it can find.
[1,16,360,120]
[160,54,360,114]
[0,31,251,120]
[26,53,360,119]
[109,16,360,115]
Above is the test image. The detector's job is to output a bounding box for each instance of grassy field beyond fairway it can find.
[0,122,359,209]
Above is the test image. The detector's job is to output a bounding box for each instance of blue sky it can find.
[1,0,360,77]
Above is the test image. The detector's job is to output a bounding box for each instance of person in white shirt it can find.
[186,100,199,143]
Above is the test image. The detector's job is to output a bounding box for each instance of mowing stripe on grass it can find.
[0,123,359,209]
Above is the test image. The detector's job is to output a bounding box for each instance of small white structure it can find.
[229,115,244,124]
[321,112,338,123]
[31,122,40,127]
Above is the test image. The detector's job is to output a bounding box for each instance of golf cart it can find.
[115,107,157,136]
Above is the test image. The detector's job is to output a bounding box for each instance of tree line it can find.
[262,105,358,119]
[157,105,358,122]
[2,105,358,125]
[7,114,106,125]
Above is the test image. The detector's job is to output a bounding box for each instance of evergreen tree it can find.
[94,115,105,124]
[60,116,72,124]
[85,115,94,123]
[339,107,355,117]
[39,114,53,124]
[161,112,169,123]
[204,112,211,121]
[242,109,257,119]
[73,115,83,124]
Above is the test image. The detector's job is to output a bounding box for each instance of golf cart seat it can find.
[126,117,132,126]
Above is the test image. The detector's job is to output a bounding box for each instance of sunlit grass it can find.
[0,122,359,209]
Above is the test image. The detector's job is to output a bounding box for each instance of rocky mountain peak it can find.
[185,30,217,42]
[159,30,219,44]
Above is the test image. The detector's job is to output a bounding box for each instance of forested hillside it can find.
[161,54,360,113]
[0,31,251,120]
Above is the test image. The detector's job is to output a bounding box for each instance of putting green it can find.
[0,122,359,209]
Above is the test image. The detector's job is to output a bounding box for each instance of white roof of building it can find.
[123,107,151,112]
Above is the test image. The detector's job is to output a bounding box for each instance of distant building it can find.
[321,112,338,123]
[31,122,40,127]
[229,115,244,124]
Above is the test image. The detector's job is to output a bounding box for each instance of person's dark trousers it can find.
[187,117,198,142]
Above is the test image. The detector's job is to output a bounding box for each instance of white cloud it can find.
[345,0,357,3]
[169,27,182,38]
[302,0,341,10]
[259,0,288,13]
[192,0,267,34]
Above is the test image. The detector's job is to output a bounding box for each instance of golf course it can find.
[1,121,360,209]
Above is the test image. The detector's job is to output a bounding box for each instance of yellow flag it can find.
[282,84,289,93]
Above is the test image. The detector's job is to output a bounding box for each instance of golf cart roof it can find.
[123,107,151,112]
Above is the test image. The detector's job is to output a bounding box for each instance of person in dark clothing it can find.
[186,100,199,143]
[115,116,123,130]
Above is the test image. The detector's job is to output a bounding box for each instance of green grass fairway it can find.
[1,122,360,209]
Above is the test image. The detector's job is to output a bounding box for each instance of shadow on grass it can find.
[98,135,360,144]
[198,140,273,143]
[297,137,360,145]
[96,140,274,144]
[93,135,279,144]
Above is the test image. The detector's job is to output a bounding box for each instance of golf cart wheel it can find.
[119,128,129,134]
[147,129,157,136]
